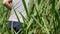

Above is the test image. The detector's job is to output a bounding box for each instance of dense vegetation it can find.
[0,0,60,34]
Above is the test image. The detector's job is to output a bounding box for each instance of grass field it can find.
[0,0,60,34]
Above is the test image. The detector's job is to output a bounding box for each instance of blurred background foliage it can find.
[0,0,60,34]
[0,0,10,34]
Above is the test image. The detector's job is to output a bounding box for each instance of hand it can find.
[3,0,12,10]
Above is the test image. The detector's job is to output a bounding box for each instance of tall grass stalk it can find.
[0,0,60,34]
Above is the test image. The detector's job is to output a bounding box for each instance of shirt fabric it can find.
[8,0,29,23]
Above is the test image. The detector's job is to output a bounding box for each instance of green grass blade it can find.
[14,10,23,28]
